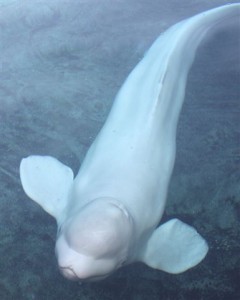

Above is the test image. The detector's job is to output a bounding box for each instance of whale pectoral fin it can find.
[20,155,74,220]
[140,218,208,274]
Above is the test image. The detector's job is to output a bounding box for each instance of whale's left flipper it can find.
[140,218,208,274]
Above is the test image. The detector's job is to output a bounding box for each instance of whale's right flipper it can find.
[20,155,73,220]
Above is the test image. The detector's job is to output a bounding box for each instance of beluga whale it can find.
[20,4,240,281]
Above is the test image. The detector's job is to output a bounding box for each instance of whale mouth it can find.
[59,266,79,281]
[59,266,109,282]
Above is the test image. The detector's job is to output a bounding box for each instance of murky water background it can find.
[0,0,239,299]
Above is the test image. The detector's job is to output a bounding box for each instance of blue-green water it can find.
[0,0,239,299]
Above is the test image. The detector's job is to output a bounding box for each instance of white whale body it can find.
[20,4,240,281]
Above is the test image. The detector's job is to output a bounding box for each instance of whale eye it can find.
[57,225,63,238]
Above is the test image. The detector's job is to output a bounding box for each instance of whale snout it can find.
[56,235,116,281]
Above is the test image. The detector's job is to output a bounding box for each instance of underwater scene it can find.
[0,0,239,299]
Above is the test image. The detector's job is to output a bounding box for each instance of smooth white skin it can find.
[54,4,239,281]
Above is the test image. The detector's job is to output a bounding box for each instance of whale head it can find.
[55,198,133,281]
